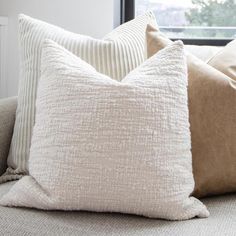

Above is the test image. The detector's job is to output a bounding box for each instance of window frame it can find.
[120,0,232,46]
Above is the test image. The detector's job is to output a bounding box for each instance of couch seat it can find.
[0,181,235,236]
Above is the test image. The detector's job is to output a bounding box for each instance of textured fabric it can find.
[2,12,157,183]
[146,24,236,198]
[0,40,208,220]
[0,97,17,176]
[185,45,221,62]
[0,181,235,236]
[208,39,236,81]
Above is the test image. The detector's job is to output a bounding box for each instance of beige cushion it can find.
[146,24,236,198]
[2,12,157,183]
[208,39,236,81]
[0,40,209,220]
[185,45,221,62]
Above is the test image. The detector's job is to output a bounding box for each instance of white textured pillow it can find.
[1,12,157,183]
[0,40,209,220]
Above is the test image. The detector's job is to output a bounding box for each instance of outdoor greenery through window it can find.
[136,0,236,39]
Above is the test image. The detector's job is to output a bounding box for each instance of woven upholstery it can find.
[0,181,235,235]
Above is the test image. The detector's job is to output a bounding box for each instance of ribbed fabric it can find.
[0,40,209,220]
[1,12,157,183]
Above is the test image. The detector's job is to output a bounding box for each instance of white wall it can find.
[0,0,119,97]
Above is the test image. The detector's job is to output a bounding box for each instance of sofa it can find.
[0,95,236,235]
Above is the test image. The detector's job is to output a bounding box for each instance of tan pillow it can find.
[146,24,236,198]
[207,39,236,81]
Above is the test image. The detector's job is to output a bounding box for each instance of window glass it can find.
[136,0,236,39]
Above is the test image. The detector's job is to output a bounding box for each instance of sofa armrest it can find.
[0,97,17,176]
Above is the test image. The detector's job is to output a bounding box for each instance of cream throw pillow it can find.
[1,12,157,183]
[208,39,236,81]
[0,40,209,220]
[185,45,221,62]
[146,24,236,198]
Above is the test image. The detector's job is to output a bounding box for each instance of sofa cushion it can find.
[208,39,236,81]
[0,181,235,235]
[185,45,221,62]
[0,97,17,176]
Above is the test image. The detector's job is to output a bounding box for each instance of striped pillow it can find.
[1,12,157,183]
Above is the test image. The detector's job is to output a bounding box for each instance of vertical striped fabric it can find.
[0,12,157,183]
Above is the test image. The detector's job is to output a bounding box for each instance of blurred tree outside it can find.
[135,0,236,38]
[186,0,236,37]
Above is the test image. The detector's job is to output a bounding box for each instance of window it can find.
[121,0,236,45]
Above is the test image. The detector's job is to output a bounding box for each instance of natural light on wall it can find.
[135,0,236,39]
